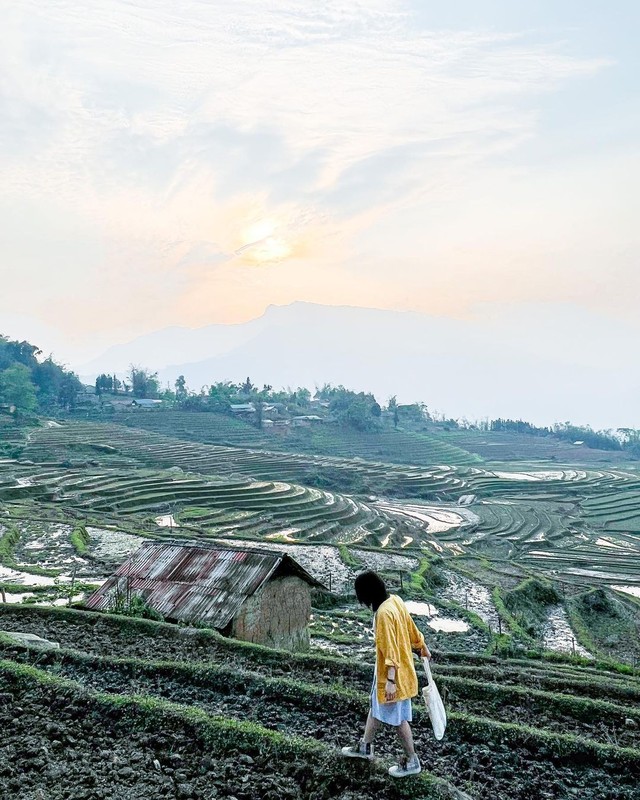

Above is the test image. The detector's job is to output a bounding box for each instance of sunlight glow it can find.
[237,219,293,265]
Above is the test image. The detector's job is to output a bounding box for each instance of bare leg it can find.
[395,721,415,757]
[363,711,381,743]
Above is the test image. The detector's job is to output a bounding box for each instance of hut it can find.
[85,541,324,651]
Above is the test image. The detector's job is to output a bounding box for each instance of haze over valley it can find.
[76,301,639,431]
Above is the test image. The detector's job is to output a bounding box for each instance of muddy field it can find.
[1,608,639,800]
[0,680,410,800]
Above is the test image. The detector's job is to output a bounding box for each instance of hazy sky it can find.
[1,1,638,364]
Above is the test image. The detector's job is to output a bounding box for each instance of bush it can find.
[109,587,164,622]
[502,578,561,638]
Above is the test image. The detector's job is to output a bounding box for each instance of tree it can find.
[0,364,37,414]
[207,381,236,413]
[388,396,399,428]
[58,373,82,411]
[241,377,254,395]
[254,396,265,430]
[95,374,114,396]
[328,386,381,432]
[174,375,188,402]
[0,339,41,371]
[32,357,64,409]
[128,366,159,399]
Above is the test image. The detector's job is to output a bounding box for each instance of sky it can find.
[1,1,639,374]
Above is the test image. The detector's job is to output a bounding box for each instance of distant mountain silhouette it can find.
[77,302,639,429]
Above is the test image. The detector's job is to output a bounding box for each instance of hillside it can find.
[438,428,634,465]
[2,414,640,798]
[120,411,481,467]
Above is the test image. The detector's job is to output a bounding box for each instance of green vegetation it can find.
[0,364,37,414]
[109,589,164,621]
[0,523,20,564]
[502,578,561,639]
[0,335,82,415]
[566,588,640,664]
[338,543,362,568]
[70,524,90,555]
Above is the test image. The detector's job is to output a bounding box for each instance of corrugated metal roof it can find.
[85,541,324,627]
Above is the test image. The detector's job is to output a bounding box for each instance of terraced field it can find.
[0,462,428,549]
[438,429,635,465]
[2,418,640,799]
[122,411,481,467]
[7,421,640,587]
[3,419,640,666]
[1,605,639,799]
[22,420,469,498]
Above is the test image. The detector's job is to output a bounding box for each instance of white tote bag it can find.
[422,657,447,740]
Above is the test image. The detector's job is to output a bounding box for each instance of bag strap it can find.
[422,657,433,684]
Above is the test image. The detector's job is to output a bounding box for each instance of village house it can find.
[291,415,324,428]
[86,541,324,651]
[130,398,163,409]
[230,402,255,416]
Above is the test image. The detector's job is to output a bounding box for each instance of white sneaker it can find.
[389,754,421,778]
[340,739,374,760]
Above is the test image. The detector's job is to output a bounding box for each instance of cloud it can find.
[0,0,618,343]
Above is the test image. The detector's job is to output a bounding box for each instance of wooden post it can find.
[571,637,576,656]
[68,565,77,607]
[1,587,6,604]
[498,617,502,636]
[465,590,469,610]
[328,573,332,593]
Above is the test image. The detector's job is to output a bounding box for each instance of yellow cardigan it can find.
[374,595,425,704]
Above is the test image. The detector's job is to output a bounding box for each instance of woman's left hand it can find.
[385,680,397,702]
[419,644,432,660]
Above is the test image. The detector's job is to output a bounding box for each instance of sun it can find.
[237,218,293,265]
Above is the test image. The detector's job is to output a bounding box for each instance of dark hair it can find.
[354,570,389,612]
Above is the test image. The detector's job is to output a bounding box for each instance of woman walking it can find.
[341,570,431,778]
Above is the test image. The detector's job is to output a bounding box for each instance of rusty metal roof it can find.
[85,541,324,627]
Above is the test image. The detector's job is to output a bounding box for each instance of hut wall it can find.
[231,575,311,651]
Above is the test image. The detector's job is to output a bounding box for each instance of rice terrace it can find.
[1,380,640,798]
[3,3,640,797]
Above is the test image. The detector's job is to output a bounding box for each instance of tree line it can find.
[3,333,637,455]
[0,336,82,418]
[93,367,639,454]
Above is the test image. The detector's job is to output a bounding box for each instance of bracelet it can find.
[386,678,396,684]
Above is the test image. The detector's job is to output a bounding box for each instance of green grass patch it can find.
[0,523,20,564]
[69,524,90,555]
[337,543,362,568]
[566,588,640,666]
